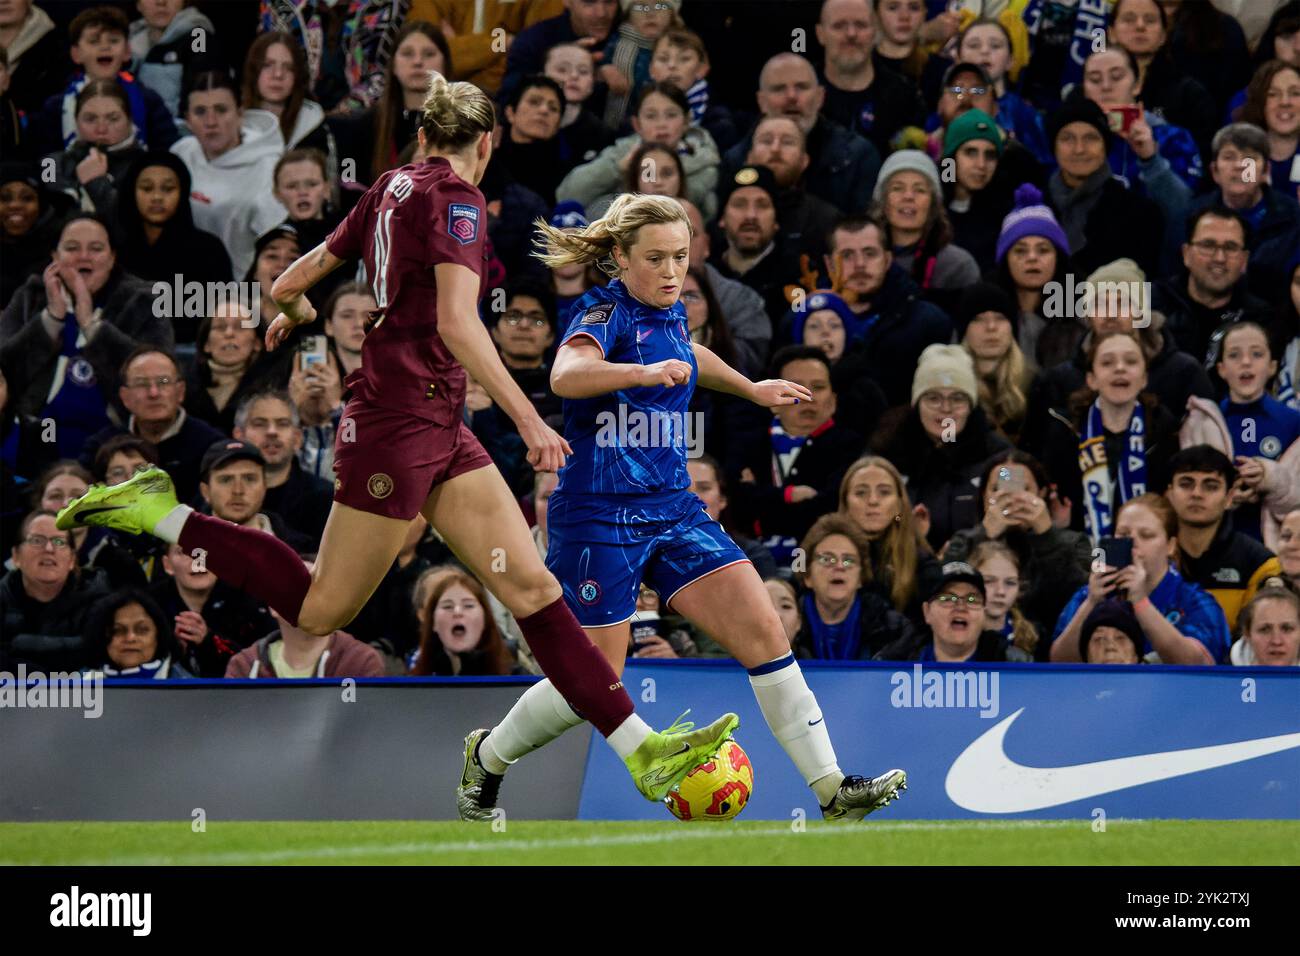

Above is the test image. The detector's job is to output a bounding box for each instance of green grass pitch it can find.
[2,820,1297,865]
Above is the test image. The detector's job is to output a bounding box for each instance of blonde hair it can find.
[968,540,1038,656]
[532,193,692,278]
[970,338,1029,432]
[837,456,923,612]
[419,71,495,152]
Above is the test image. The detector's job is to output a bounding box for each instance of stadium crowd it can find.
[1,0,1299,679]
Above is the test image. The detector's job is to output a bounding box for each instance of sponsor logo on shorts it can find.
[577,579,602,605]
[447,203,479,245]
[367,473,394,499]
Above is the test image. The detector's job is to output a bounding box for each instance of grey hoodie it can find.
[129,8,217,117]
[556,127,721,221]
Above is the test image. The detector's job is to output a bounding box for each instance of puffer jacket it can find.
[43,136,145,220]
[128,6,222,117]
[0,566,111,673]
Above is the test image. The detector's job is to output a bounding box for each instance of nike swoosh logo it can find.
[808,717,824,726]
[668,741,690,757]
[945,708,1300,813]
[70,505,125,521]
[636,329,652,343]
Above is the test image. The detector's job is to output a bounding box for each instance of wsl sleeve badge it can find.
[581,302,615,325]
[447,203,480,245]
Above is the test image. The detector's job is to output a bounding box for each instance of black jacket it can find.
[262,461,334,544]
[872,405,1012,553]
[0,566,110,673]
[148,575,276,678]
[819,65,927,157]
[1047,172,1165,279]
[1152,278,1273,367]
[80,412,226,504]
[874,626,1012,663]
[793,585,916,661]
[1189,187,1300,303]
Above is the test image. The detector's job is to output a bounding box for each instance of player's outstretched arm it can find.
[693,343,812,408]
[551,337,689,398]
[266,242,347,349]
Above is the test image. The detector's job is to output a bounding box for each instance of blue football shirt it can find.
[555,279,698,497]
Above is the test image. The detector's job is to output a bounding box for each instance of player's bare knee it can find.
[502,572,562,618]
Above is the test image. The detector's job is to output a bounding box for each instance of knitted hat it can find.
[911,343,978,406]
[872,149,942,204]
[955,281,1019,342]
[549,199,588,230]
[1079,599,1144,662]
[1046,94,1112,152]
[787,291,863,346]
[995,183,1071,263]
[719,164,779,209]
[621,0,681,10]
[1083,257,1149,321]
[943,108,1004,158]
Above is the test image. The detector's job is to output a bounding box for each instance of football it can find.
[665,740,754,822]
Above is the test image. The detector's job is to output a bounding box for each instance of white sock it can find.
[152,504,193,544]
[605,713,653,759]
[749,654,843,801]
[484,679,584,770]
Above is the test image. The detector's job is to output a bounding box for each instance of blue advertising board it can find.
[577,661,1300,820]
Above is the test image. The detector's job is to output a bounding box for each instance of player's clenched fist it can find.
[265,297,317,351]
[518,416,573,473]
[637,359,692,388]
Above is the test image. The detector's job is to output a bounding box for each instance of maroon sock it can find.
[178,512,312,626]
[517,598,634,738]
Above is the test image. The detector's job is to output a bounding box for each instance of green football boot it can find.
[55,465,179,537]
[626,711,740,802]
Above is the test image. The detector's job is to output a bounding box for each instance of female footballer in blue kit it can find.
[458,193,908,821]
[57,74,740,804]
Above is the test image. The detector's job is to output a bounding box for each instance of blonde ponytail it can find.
[532,193,692,277]
[419,71,495,151]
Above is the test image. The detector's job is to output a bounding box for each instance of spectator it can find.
[1214,321,1300,471]
[628,584,698,660]
[745,115,844,262]
[197,438,315,557]
[677,197,771,376]
[1163,0,1252,122]
[172,70,288,278]
[1191,122,1300,301]
[969,540,1038,661]
[288,340,345,483]
[79,346,224,502]
[484,277,562,424]
[27,459,89,553]
[150,541,274,678]
[687,453,776,578]
[1240,60,1300,201]
[680,264,738,372]
[817,0,926,155]
[1281,509,1300,590]
[648,25,737,152]
[956,18,1051,167]
[872,344,1011,552]
[128,0,221,118]
[114,151,233,317]
[989,184,1074,371]
[544,41,613,164]
[1041,330,1181,537]
[1107,0,1216,156]
[1249,2,1300,76]
[322,280,372,380]
[821,215,953,409]
[1078,598,1145,665]
[1,214,174,464]
[0,0,68,117]
[557,81,720,220]
[764,576,802,650]
[272,148,347,308]
[872,0,943,88]
[182,301,267,435]
[941,450,1092,651]
[1044,96,1165,277]
[411,0,548,95]
[598,0,677,131]
[1024,258,1213,459]
[501,0,618,106]
[792,513,914,660]
[785,290,859,367]
[729,346,865,557]
[1051,493,1230,664]
[0,161,67,310]
[1165,445,1281,632]
[876,560,1011,663]
[0,510,109,673]
[90,433,157,486]
[409,570,523,676]
[624,140,686,204]
[233,390,333,543]
[329,21,450,189]
[721,52,882,216]
[242,31,331,158]
[0,41,28,162]
[348,513,435,668]
[836,454,941,621]
[1154,206,1271,364]
[496,74,569,205]
[955,280,1033,443]
[941,108,1015,273]
[31,5,177,155]
[227,603,384,679]
[1230,585,1300,666]
[82,587,192,679]
[707,164,798,322]
[245,224,300,336]
[44,79,145,221]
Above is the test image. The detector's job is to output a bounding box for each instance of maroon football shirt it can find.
[325,157,487,425]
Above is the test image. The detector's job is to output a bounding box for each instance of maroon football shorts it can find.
[331,398,494,519]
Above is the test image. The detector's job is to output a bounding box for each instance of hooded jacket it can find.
[171,110,289,276]
[1153,276,1273,365]
[3,4,69,117]
[225,630,385,678]
[128,6,222,117]
[44,135,145,221]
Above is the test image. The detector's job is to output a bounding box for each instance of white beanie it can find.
[911,344,978,406]
[872,149,943,203]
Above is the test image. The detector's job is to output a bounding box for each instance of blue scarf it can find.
[802,593,863,660]
[1079,399,1147,542]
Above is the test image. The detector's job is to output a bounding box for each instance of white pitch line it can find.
[3,819,1097,867]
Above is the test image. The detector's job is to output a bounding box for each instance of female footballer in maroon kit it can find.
[57,74,737,800]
